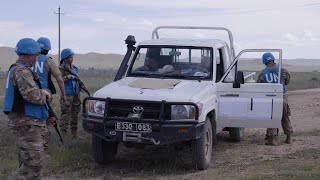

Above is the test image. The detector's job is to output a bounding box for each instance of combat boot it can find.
[265,135,278,146]
[285,134,292,144]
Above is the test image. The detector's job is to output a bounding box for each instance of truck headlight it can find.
[171,103,202,120]
[87,100,105,117]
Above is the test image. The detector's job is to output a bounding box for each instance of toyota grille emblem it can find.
[133,106,144,114]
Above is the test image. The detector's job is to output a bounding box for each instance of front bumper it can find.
[82,97,204,145]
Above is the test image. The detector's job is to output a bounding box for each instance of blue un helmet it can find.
[37,37,51,51]
[61,48,74,60]
[15,38,41,55]
[262,52,276,65]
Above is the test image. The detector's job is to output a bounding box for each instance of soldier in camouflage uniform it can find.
[32,37,66,151]
[59,48,81,138]
[257,52,293,146]
[3,38,55,179]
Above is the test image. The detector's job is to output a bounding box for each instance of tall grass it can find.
[0,70,113,179]
[287,71,320,90]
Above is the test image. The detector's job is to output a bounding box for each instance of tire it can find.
[212,119,218,146]
[91,135,118,164]
[229,127,244,142]
[192,118,213,170]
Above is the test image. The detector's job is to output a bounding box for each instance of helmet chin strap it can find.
[41,50,49,55]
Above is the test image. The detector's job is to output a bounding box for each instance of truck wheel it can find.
[212,119,218,146]
[92,135,118,164]
[229,127,244,142]
[192,118,212,170]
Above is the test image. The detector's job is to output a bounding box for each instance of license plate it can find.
[115,122,152,133]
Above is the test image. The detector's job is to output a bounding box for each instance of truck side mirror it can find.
[233,71,244,88]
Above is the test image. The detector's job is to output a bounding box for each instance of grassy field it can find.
[0,71,320,179]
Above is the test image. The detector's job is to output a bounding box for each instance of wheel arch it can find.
[206,109,217,145]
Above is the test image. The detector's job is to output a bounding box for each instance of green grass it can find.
[0,123,18,179]
[2,124,319,179]
[45,135,92,173]
[246,148,320,180]
[287,72,320,90]
[293,129,320,137]
[0,72,112,179]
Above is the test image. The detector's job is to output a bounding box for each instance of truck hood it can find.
[94,77,209,102]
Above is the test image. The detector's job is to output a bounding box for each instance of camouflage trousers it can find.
[8,116,44,180]
[41,123,51,151]
[60,95,81,135]
[267,95,293,136]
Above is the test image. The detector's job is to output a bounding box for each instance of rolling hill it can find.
[0,47,124,71]
[1,47,320,72]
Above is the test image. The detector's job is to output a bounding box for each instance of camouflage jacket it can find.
[8,61,48,126]
[13,62,47,104]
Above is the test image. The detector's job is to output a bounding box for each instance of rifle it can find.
[62,63,91,97]
[46,101,64,145]
[31,70,64,145]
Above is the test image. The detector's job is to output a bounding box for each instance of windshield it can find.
[127,46,213,80]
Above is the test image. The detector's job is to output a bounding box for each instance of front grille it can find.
[108,100,162,119]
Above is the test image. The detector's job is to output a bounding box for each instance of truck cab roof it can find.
[138,38,229,49]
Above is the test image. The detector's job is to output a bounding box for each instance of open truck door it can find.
[217,49,283,128]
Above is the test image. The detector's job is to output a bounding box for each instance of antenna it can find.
[54,6,65,64]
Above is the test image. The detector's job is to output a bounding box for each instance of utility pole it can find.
[54,6,64,64]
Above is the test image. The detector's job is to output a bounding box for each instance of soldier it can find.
[135,55,160,72]
[33,37,66,150]
[3,38,54,179]
[34,37,66,102]
[59,48,81,138]
[257,52,293,146]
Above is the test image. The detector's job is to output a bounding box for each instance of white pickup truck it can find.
[82,26,284,170]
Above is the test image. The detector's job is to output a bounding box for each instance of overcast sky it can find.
[1,0,320,59]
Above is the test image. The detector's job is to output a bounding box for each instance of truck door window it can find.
[222,52,280,83]
[222,64,236,83]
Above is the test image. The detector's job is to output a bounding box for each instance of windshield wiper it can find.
[130,72,206,81]
[161,74,204,81]
[130,72,162,78]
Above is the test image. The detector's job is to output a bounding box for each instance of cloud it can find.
[142,19,153,26]
[94,17,105,23]
[302,31,318,41]
[283,33,299,42]
[100,0,319,10]
[2,0,320,59]
[276,31,319,46]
